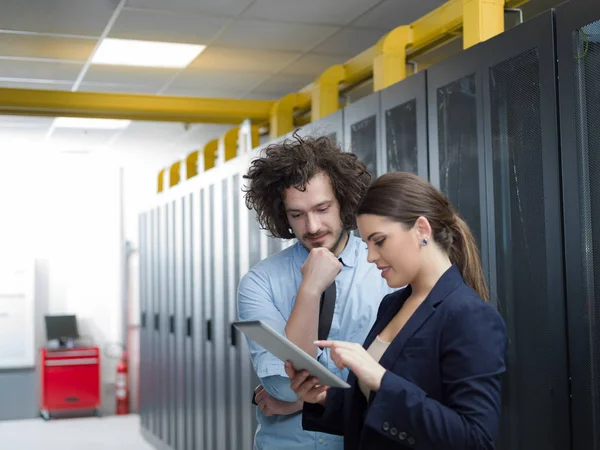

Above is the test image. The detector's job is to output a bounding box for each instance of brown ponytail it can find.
[448,215,489,302]
[357,172,489,302]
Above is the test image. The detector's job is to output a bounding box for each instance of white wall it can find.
[0,149,159,398]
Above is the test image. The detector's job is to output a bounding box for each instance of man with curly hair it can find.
[237,133,396,450]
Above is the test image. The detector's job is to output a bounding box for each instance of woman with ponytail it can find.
[285,172,507,450]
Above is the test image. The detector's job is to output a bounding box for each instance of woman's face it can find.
[357,214,425,288]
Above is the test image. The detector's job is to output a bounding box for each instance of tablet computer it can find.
[233,320,351,389]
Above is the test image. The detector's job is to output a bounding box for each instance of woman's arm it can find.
[364,298,507,449]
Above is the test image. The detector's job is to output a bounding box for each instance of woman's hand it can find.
[315,340,387,392]
[254,385,303,416]
[285,361,329,405]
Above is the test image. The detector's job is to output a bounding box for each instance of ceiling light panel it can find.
[91,38,206,68]
[53,117,132,129]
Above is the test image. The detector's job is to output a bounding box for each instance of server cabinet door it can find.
[482,11,570,450]
[167,201,177,448]
[427,47,489,281]
[229,174,243,450]
[300,110,344,149]
[151,207,161,438]
[213,179,228,450]
[557,2,600,449]
[174,197,186,450]
[183,193,194,450]
[160,205,169,441]
[193,189,206,450]
[380,70,428,179]
[343,93,380,177]
[138,214,147,429]
[203,186,216,450]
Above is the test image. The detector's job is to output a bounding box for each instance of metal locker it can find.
[175,197,186,449]
[213,179,227,450]
[160,204,169,441]
[138,213,147,430]
[193,189,206,450]
[380,70,428,180]
[184,193,194,450]
[203,186,215,450]
[343,93,381,177]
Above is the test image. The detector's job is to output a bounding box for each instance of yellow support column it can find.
[462,0,505,49]
[203,139,218,171]
[157,169,165,193]
[269,93,310,140]
[311,65,345,121]
[185,150,199,179]
[373,25,413,92]
[169,161,181,187]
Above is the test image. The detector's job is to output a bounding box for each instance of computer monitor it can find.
[45,315,79,345]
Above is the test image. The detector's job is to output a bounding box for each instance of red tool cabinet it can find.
[39,347,101,420]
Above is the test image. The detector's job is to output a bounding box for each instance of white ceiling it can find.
[0,0,447,168]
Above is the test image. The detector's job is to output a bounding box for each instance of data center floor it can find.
[0,414,153,450]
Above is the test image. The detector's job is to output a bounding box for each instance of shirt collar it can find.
[293,232,358,268]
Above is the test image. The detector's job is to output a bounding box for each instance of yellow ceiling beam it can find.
[219,127,240,164]
[311,65,346,121]
[169,161,181,187]
[373,25,413,92]
[462,0,505,49]
[203,139,218,172]
[270,93,311,139]
[0,88,274,124]
[157,169,166,193]
[185,150,199,180]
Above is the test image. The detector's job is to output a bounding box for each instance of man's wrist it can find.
[298,282,323,300]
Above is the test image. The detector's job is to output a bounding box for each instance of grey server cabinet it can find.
[138,213,148,430]
[159,204,169,442]
[202,186,216,450]
[557,1,600,449]
[380,70,428,179]
[174,198,186,450]
[192,188,206,450]
[182,193,194,450]
[167,201,177,449]
[152,206,162,438]
[429,10,570,450]
[300,109,344,149]
[343,93,380,176]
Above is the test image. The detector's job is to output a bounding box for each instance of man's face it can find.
[283,172,347,255]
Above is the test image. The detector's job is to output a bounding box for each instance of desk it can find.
[39,347,101,420]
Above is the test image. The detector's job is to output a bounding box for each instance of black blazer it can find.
[302,264,507,450]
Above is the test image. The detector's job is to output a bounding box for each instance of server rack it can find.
[160,204,169,441]
[299,109,344,149]
[343,92,380,177]
[192,188,205,450]
[152,207,161,437]
[174,198,185,450]
[139,213,148,429]
[183,193,194,450]
[380,70,429,179]
[556,2,600,449]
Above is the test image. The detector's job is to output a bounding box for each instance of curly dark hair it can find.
[243,132,372,239]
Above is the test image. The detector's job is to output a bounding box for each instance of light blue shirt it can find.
[237,234,397,450]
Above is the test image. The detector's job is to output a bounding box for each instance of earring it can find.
[421,238,428,246]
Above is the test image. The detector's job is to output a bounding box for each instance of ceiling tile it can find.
[0,79,73,90]
[0,0,117,37]
[352,0,445,30]
[82,65,177,88]
[170,69,269,92]
[78,82,161,94]
[161,86,249,98]
[112,121,188,147]
[50,128,118,147]
[243,0,382,26]
[311,27,384,56]
[0,60,83,81]
[189,46,301,74]
[0,34,96,61]
[279,53,347,76]
[109,9,231,44]
[125,0,255,17]
[250,73,314,96]
[0,115,54,127]
[214,19,340,52]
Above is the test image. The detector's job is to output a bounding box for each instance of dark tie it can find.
[318,258,341,343]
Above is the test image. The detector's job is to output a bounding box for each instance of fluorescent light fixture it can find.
[52,117,131,129]
[91,38,206,68]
